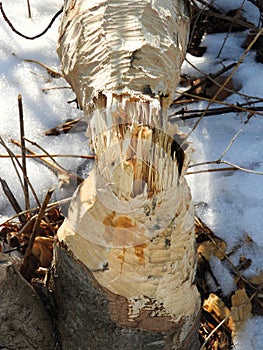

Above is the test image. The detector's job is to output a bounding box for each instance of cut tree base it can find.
[0,253,54,350]
[51,242,200,350]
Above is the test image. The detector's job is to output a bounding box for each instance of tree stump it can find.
[52,1,201,349]
[0,253,54,350]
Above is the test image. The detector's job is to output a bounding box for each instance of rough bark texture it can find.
[0,253,54,350]
[52,243,200,350]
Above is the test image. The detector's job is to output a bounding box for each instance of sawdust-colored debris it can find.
[201,289,252,347]
[195,216,227,260]
[203,293,233,332]
[195,215,263,347]
[198,240,227,261]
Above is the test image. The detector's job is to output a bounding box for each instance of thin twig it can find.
[18,94,30,210]
[0,2,63,40]
[25,187,54,254]
[0,136,25,199]
[183,56,263,106]
[12,53,63,78]
[11,139,84,184]
[219,129,243,160]
[169,96,263,120]
[189,160,263,175]
[172,62,237,104]
[188,129,263,175]
[42,86,71,92]
[207,9,260,31]
[0,178,26,223]
[0,136,41,207]
[219,159,263,175]
[20,187,55,280]
[26,0,31,18]
[0,153,94,159]
[24,137,72,171]
[24,137,88,182]
[217,1,246,58]
[0,197,72,226]
[44,117,85,136]
[187,27,263,138]
[20,58,63,78]
[186,166,238,175]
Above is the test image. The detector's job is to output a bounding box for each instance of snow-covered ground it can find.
[0,0,262,348]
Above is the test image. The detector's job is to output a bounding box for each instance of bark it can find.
[52,242,201,350]
[0,253,54,350]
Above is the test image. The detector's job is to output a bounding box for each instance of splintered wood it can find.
[55,1,200,349]
[58,102,201,345]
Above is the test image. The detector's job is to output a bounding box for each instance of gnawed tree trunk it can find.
[53,1,201,349]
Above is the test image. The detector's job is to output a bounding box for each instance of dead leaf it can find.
[198,240,226,260]
[32,236,54,268]
[231,288,252,336]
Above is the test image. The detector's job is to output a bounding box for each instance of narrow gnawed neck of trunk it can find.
[88,94,190,194]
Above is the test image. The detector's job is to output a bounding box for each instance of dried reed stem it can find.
[27,0,31,18]
[18,94,30,210]
[0,178,26,223]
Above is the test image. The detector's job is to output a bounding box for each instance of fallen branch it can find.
[17,56,64,78]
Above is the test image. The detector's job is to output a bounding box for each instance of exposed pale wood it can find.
[54,1,200,349]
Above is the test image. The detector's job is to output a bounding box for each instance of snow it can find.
[0,0,262,348]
